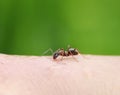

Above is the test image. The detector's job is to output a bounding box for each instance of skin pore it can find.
[0,54,120,95]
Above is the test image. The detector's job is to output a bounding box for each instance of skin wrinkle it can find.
[0,54,120,95]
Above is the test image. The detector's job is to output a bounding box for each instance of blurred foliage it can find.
[0,0,120,55]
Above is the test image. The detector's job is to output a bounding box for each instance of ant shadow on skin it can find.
[0,62,4,64]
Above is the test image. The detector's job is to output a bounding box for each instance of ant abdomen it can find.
[68,48,79,55]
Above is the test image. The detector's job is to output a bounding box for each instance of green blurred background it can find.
[0,0,120,55]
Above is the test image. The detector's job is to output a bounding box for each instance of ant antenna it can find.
[67,45,71,49]
[42,48,54,55]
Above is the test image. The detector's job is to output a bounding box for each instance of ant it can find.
[53,46,80,60]
[43,45,83,61]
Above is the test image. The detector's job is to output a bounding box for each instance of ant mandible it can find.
[53,46,80,60]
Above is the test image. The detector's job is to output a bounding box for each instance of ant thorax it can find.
[57,49,64,55]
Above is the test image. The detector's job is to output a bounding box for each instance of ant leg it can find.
[76,49,87,59]
[69,51,79,62]
[42,48,54,55]
[60,50,65,61]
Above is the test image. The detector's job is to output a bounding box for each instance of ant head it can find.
[53,48,64,59]
[53,52,59,59]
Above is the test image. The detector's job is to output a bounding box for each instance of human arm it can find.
[0,54,120,95]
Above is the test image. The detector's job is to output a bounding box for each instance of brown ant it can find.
[53,46,80,60]
[43,45,83,61]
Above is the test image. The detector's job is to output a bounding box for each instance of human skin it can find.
[0,54,120,95]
